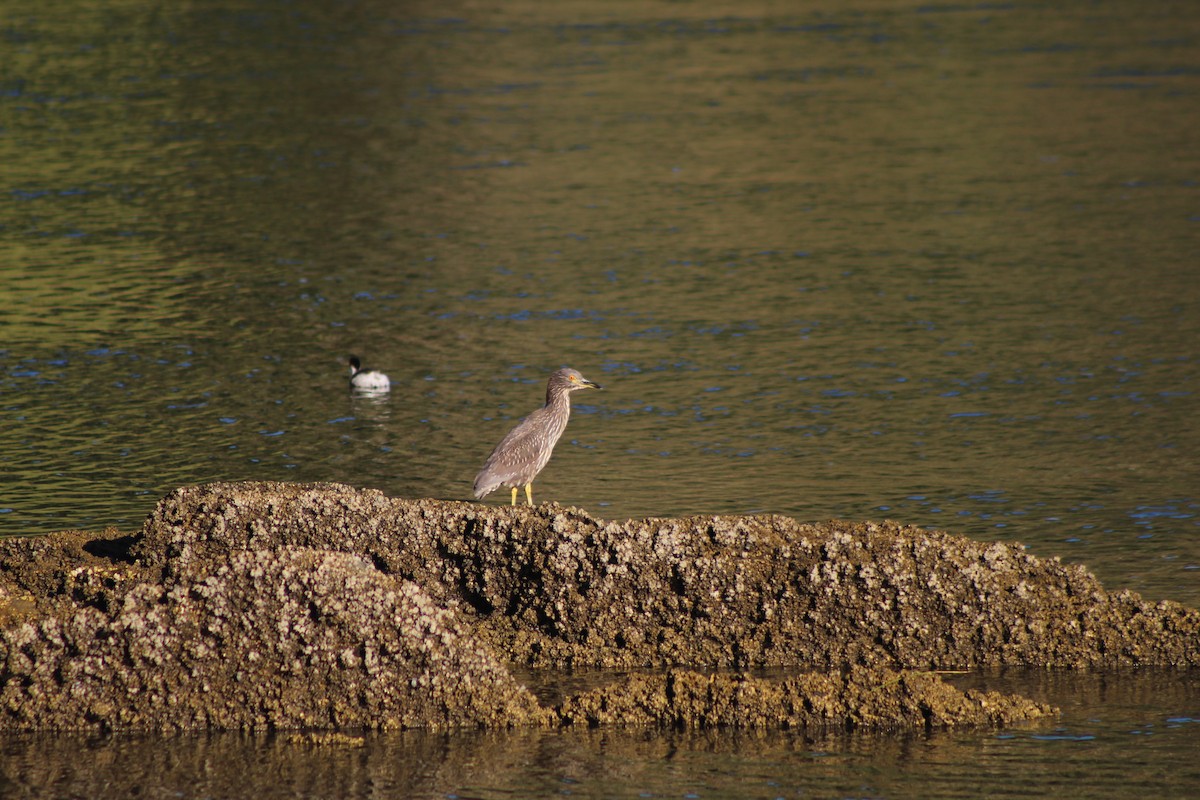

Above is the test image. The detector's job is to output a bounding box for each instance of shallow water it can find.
[1,0,1198,794]
[0,671,1197,799]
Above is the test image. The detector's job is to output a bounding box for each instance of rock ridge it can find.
[2,480,1195,732]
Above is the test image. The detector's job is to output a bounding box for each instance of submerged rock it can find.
[554,668,1053,730]
[1,480,1195,732]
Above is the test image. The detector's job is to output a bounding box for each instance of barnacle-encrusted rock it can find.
[0,546,544,732]
[554,668,1053,730]
[132,481,1200,670]
[2,480,1196,732]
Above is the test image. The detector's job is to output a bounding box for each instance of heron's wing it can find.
[474,407,565,491]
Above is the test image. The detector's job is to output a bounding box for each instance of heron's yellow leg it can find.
[524,484,534,506]
[510,487,518,506]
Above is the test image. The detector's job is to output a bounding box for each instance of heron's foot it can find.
[510,487,518,506]
[524,484,534,506]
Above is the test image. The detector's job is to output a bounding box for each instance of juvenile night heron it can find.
[473,367,602,506]
[348,355,390,392]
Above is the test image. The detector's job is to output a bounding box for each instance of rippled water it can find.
[1,0,1198,794]
[3,0,1197,606]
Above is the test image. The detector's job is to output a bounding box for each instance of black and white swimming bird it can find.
[348,355,390,393]
[473,367,602,506]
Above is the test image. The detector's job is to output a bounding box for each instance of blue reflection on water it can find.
[1129,503,1197,525]
[1028,730,1097,742]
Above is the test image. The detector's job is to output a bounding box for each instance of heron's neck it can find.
[546,387,572,409]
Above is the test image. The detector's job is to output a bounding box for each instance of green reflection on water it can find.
[0,0,1198,612]
[1,0,1199,796]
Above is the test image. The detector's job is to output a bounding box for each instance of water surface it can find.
[3,0,1196,605]
[1,0,1198,794]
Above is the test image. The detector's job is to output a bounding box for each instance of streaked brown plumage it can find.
[473,367,602,506]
